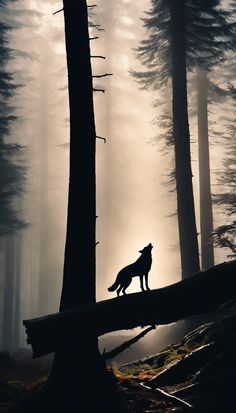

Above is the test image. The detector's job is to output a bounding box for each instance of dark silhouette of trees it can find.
[192,1,235,269]
[42,2,123,412]
[212,85,236,256]
[134,0,235,275]
[0,1,26,351]
[134,0,200,278]
[59,0,96,311]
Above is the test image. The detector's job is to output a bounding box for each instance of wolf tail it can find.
[108,277,120,292]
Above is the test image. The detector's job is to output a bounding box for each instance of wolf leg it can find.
[139,275,145,292]
[117,285,122,296]
[122,277,132,295]
[145,273,150,290]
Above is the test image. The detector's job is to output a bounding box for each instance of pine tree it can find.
[133,0,235,275]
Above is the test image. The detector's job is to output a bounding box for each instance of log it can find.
[172,369,236,398]
[195,338,236,382]
[23,260,236,358]
[141,382,193,409]
[145,342,219,387]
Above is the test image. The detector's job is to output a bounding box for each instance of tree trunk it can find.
[45,2,121,411]
[23,260,236,358]
[13,232,22,350]
[2,235,16,351]
[197,68,214,269]
[170,0,200,278]
[37,45,50,316]
[59,0,96,311]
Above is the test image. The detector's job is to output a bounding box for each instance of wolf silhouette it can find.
[108,243,153,296]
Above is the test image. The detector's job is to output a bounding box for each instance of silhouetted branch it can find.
[53,8,64,15]
[23,260,236,358]
[141,383,193,409]
[88,4,97,8]
[93,73,113,78]
[90,37,99,41]
[173,369,236,399]
[93,88,105,94]
[89,24,104,32]
[95,242,99,246]
[91,55,106,59]
[103,326,155,361]
[96,136,106,143]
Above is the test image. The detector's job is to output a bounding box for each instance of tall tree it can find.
[191,1,235,269]
[196,68,215,268]
[134,0,235,276]
[212,84,236,256]
[0,2,26,351]
[135,0,200,278]
[170,0,200,278]
[46,2,122,412]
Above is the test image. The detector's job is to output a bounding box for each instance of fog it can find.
[0,0,230,353]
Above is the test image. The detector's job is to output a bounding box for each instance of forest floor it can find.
[1,300,236,412]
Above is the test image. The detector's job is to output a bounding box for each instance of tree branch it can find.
[90,37,99,41]
[23,261,236,359]
[96,136,106,143]
[141,383,193,409]
[89,24,104,32]
[91,55,106,60]
[93,73,113,78]
[93,88,105,93]
[103,326,155,361]
[53,8,64,15]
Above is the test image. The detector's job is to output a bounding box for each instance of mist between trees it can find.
[0,0,235,356]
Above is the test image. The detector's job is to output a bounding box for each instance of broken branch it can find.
[91,55,106,59]
[53,7,64,15]
[93,88,105,94]
[96,136,106,143]
[103,326,155,361]
[93,73,113,78]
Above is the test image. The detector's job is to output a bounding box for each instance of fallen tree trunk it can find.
[145,342,218,387]
[23,260,236,358]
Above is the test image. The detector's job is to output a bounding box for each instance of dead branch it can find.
[93,73,113,78]
[88,4,97,8]
[96,136,106,143]
[90,37,99,41]
[91,55,106,59]
[93,88,105,93]
[172,369,236,398]
[89,24,105,32]
[23,260,236,358]
[53,8,64,15]
[141,383,193,409]
[103,326,155,361]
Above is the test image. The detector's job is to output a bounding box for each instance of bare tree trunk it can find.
[45,2,123,411]
[2,235,16,352]
[170,0,200,278]
[197,68,214,269]
[13,232,22,350]
[38,47,50,316]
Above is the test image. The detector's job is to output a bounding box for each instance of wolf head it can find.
[139,243,153,254]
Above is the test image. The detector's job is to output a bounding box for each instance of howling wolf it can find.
[108,243,153,296]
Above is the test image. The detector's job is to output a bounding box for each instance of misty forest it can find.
[1,0,236,412]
